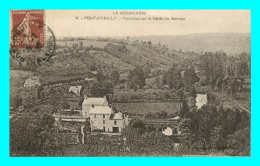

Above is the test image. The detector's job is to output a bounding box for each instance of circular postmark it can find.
[10,10,55,64]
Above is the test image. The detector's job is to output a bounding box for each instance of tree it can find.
[183,66,199,93]
[61,100,70,109]
[10,113,60,156]
[177,88,184,107]
[129,66,145,89]
[11,95,23,109]
[110,70,120,85]
[22,94,35,109]
[179,100,189,118]
[226,127,250,156]
[210,126,225,149]
[179,118,195,149]
[153,76,162,89]
[37,86,44,99]
[227,79,239,98]
[78,97,84,108]
[97,70,108,82]
[26,57,37,71]
[89,81,114,97]
[46,87,65,112]
[162,67,182,90]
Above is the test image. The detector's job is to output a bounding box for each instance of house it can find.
[69,86,82,96]
[24,76,41,88]
[89,105,129,133]
[170,116,181,121]
[82,95,109,117]
[195,94,207,109]
[84,77,97,84]
[89,71,98,75]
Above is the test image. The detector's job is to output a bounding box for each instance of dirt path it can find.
[232,100,250,113]
[81,125,85,144]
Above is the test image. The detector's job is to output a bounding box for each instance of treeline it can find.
[178,103,250,156]
[10,113,69,156]
[41,77,86,87]
[10,56,38,71]
[111,89,178,103]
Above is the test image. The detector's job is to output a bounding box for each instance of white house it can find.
[195,94,207,109]
[89,105,129,133]
[82,96,109,117]
[69,86,82,96]
[24,76,41,88]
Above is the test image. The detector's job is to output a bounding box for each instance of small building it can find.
[195,94,207,109]
[24,76,41,88]
[82,96,109,117]
[69,86,82,96]
[89,71,98,75]
[170,116,181,121]
[89,105,129,133]
[84,78,96,84]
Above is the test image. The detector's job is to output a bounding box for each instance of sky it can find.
[46,10,251,37]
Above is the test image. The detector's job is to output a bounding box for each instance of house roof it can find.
[25,76,39,82]
[89,71,98,75]
[171,116,181,120]
[82,97,108,106]
[85,78,96,81]
[30,76,39,80]
[89,106,113,114]
[69,86,82,91]
[25,76,40,85]
[110,113,124,120]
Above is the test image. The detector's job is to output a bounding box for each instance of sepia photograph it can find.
[9,10,251,157]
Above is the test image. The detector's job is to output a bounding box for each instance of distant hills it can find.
[121,33,251,55]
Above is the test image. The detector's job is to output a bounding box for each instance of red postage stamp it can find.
[10,10,45,49]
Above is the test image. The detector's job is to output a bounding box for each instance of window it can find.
[103,127,106,131]
[114,120,117,125]
[94,114,96,118]
[103,120,105,124]
[103,114,105,118]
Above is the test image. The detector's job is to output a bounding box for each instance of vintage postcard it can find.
[9,10,251,157]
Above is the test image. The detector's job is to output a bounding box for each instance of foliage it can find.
[179,100,190,118]
[110,70,120,85]
[183,66,199,93]
[128,66,146,89]
[180,104,250,156]
[10,113,66,156]
[162,67,183,90]
[89,81,114,97]
[10,95,23,109]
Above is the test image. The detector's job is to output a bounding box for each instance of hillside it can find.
[36,38,197,82]
[11,33,250,84]
[125,33,251,55]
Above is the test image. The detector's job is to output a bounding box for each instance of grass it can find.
[113,102,180,115]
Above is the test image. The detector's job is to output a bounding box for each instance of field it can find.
[56,39,109,48]
[113,102,180,115]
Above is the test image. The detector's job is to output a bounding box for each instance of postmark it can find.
[10,10,55,63]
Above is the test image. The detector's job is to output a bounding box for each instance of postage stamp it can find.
[10,10,55,63]
[11,10,45,49]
